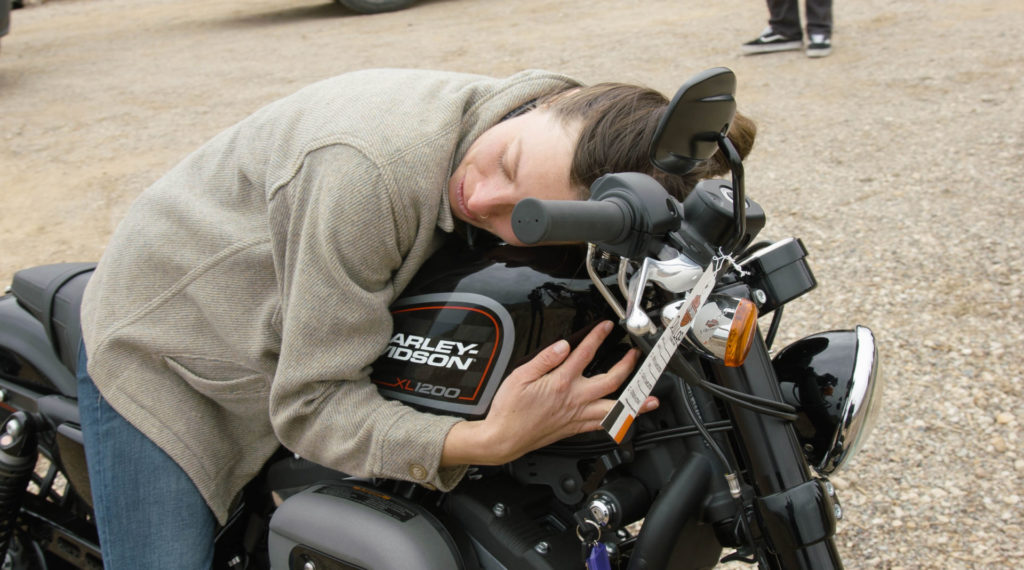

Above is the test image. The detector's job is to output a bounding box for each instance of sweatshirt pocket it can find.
[163,355,269,416]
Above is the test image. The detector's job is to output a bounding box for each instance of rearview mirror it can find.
[649,67,737,175]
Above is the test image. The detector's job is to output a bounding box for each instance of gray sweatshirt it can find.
[80,68,580,523]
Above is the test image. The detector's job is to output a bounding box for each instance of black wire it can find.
[764,304,784,350]
[697,380,799,422]
[677,377,732,470]
[653,334,797,421]
[539,421,734,456]
[662,349,778,562]
[700,379,795,413]
[679,382,763,565]
[675,376,760,560]
[635,422,733,448]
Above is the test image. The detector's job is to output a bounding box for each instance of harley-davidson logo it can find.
[372,292,515,418]
[382,334,480,370]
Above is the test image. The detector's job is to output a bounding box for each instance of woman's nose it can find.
[467,178,517,217]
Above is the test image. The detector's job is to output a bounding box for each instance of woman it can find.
[78,68,755,567]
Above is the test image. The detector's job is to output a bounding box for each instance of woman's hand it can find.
[441,321,658,467]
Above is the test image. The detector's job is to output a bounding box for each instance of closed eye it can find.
[497,146,511,180]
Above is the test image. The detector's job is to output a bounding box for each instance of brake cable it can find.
[676,374,762,564]
[632,332,798,422]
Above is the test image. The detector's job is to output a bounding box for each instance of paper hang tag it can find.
[600,261,719,444]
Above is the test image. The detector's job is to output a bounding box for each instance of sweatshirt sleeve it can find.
[266,143,467,490]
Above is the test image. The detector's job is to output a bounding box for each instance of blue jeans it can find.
[77,346,216,569]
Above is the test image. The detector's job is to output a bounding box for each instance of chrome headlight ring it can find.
[831,326,883,473]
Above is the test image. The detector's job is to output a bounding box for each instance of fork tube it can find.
[711,331,842,569]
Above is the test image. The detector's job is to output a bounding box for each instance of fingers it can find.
[574,347,640,401]
[512,338,571,382]
[573,395,660,434]
[513,320,615,384]
[605,347,640,380]
[576,394,659,425]
[641,396,659,413]
[561,321,615,370]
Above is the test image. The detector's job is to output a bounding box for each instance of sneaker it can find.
[806,33,832,57]
[742,27,802,54]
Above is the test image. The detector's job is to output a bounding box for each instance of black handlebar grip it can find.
[512,197,632,245]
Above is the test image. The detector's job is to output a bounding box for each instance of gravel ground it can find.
[2,0,1022,567]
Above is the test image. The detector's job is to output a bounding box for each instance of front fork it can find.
[711,332,843,569]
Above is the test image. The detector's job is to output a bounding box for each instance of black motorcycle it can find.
[0,67,882,569]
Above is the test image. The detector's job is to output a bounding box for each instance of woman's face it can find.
[448,109,581,245]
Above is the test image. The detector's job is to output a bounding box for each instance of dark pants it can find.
[768,0,833,37]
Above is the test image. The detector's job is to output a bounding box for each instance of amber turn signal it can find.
[665,295,760,367]
[723,298,758,367]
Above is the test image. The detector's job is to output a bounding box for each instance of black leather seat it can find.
[11,262,97,375]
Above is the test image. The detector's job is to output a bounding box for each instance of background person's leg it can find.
[805,0,834,36]
[742,0,804,53]
[804,0,834,56]
[767,0,803,38]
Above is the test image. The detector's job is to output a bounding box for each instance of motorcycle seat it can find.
[11,262,96,375]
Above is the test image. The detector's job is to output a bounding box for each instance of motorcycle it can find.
[0,67,882,569]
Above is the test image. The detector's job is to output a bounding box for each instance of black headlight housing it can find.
[772,326,883,475]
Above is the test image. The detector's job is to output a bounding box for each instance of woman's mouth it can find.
[456,179,478,222]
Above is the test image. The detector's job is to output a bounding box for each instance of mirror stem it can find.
[718,134,747,253]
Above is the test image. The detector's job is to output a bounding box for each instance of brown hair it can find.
[538,83,757,200]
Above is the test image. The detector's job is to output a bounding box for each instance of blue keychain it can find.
[577,519,612,570]
[586,541,612,570]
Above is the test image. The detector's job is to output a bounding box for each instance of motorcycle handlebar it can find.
[511,173,691,260]
[511,197,633,246]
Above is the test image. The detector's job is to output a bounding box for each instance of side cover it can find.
[268,482,463,570]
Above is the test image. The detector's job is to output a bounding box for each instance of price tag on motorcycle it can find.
[600,261,719,444]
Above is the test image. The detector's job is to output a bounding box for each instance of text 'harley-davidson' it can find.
[0,67,882,569]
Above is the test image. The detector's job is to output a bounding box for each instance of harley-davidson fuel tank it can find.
[371,239,629,420]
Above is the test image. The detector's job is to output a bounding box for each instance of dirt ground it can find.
[2,0,1023,567]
